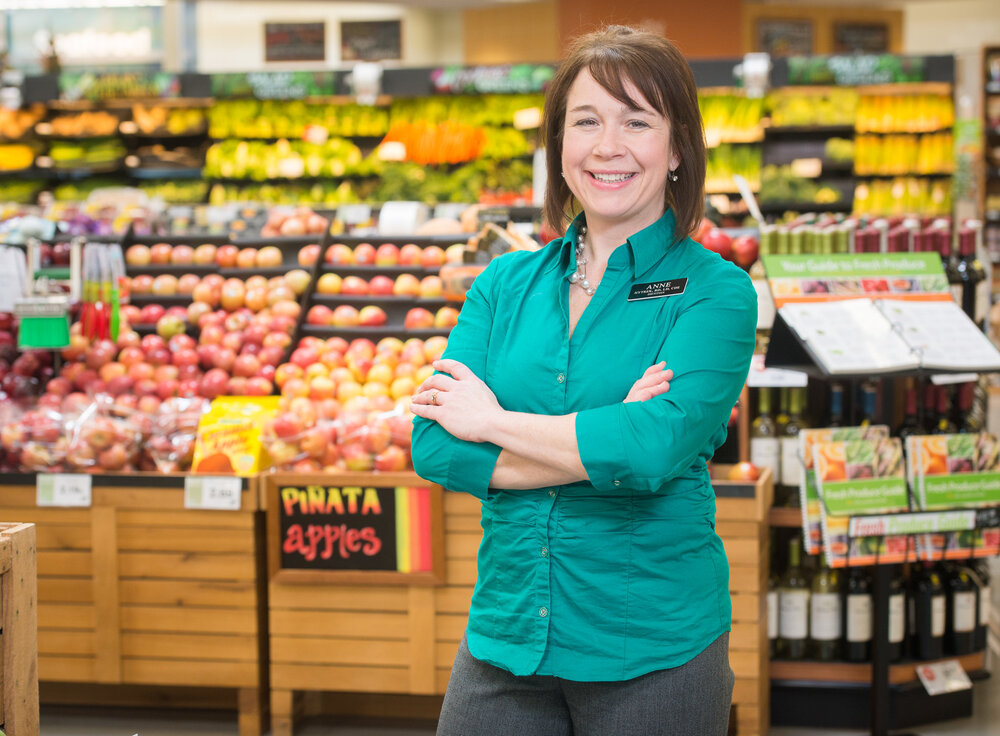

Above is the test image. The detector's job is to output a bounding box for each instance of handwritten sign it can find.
[265,22,326,63]
[185,475,242,511]
[37,474,92,507]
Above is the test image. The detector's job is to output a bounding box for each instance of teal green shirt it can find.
[411,209,757,681]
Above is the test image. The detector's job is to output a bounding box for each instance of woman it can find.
[410,25,756,736]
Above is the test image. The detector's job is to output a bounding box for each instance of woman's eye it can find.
[572,118,597,127]
[628,119,650,129]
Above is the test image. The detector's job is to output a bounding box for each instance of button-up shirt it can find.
[411,209,757,681]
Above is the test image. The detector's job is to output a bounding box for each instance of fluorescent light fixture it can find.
[0,0,164,8]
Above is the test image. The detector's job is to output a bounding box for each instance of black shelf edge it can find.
[855,172,953,178]
[121,128,209,141]
[127,293,195,304]
[765,125,856,136]
[125,264,220,275]
[300,324,452,339]
[854,127,953,135]
[319,264,444,277]
[0,472,249,489]
[311,294,449,309]
[208,134,386,144]
[758,201,853,213]
[127,166,204,180]
[327,234,472,247]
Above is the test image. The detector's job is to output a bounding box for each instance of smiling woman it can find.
[410,24,755,736]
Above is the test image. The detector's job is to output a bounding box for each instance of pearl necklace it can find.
[568,225,596,296]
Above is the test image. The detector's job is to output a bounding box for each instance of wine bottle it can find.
[911,562,946,660]
[844,566,873,662]
[829,382,845,427]
[751,389,780,484]
[778,537,810,660]
[931,386,958,435]
[974,560,991,651]
[776,388,791,436]
[945,565,978,655]
[810,555,842,660]
[888,565,906,662]
[956,228,988,330]
[780,388,808,507]
[895,380,921,441]
[955,382,981,433]
[858,381,878,425]
[920,380,936,434]
[768,571,779,658]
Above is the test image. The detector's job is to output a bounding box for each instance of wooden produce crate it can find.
[0,522,39,736]
[712,465,774,736]
[0,474,267,736]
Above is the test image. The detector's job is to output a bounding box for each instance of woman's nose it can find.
[592,126,624,157]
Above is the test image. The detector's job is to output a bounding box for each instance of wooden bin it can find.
[0,522,39,736]
[0,474,267,736]
[712,465,774,736]
[264,470,772,736]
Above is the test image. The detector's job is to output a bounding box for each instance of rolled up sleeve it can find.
[576,269,757,492]
[411,259,503,500]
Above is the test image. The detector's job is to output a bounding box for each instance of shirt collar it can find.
[556,209,681,280]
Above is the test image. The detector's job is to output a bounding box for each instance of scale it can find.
[13,237,84,350]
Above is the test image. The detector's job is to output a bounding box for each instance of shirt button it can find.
[548,490,556,497]
[613,480,622,487]
[556,373,565,383]
[540,547,548,557]
[538,607,548,617]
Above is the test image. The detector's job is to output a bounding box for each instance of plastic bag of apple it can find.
[63,394,144,473]
[2,405,71,473]
[146,397,212,473]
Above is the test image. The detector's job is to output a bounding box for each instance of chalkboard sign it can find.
[833,23,890,54]
[341,20,401,62]
[265,472,444,585]
[755,19,813,57]
[265,22,326,63]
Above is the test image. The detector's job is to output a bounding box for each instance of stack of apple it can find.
[0,311,57,401]
[1,406,69,473]
[297,241,463,270]
[275,335,444,406]
[304,272,460,330]
[262,394,413,474]
[693,219,760,271]
[125,241,291,271]
[261,206,329,238]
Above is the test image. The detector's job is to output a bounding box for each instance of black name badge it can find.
[627,278,687,301]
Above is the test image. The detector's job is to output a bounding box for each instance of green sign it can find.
[787,54,927,86]
[922,473,1000,510]
[60,72,181,101]
[762,252,944,279]
[821,478,910,515]
[849,510,976,537]
[430,65,555,94]
[211,71,338,100]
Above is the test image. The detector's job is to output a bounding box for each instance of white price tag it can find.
[916,659,973,696]
[37,474,92,507]
[378,201,429,235]
[185,476,242,511]
[930,373,978,386]
[746,353,810,388]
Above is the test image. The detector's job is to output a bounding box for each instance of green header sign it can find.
[430,64,554,94]
[821,478,910,515]
[762,252,945,279]
[60,72,181,101]
[922,473,1000,510]
[211,71,338,100]
[787,54,927,86]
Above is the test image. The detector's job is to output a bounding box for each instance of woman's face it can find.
[561,68,678,236]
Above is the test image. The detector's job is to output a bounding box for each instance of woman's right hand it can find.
[624,362,673,403]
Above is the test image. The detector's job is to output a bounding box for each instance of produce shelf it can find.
[855,171,953,178]
[126,264,219,276]
[311,294,449,309]
[319,264,444,277]
[127,293,194,305]
[300,324,452,339]
[764,125,856,136]
[768,506,802,527]
[127,166,204,180]
[758,201,853,214]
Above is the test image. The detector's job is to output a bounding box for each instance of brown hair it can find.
[542,25,706,243]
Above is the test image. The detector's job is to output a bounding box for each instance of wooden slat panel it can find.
[408,587,436,693]
[38,551,92,577]
[443,493,481,516]
[35,525,91,551]
[271,610,407,640]
[269,584,408,612]
[38,578,92,604]
[38,604,95,630]
[91,506,122,683]
[434,587,472,614]
[729,622,762,651]
[731,593,760,622]
[122,632,258,661]
[722,537,761,566]
[271,663,409,693]
[0,505,90,524]
[435,614,468,642]
[732,676,760,705]
[271,636,408,667]
[730,650,760,679]
[715,520,760,538]
[715,498,759,522]
[435,667,451,693]
[738,705,762,736]
[435,641,461,667]
[117,527,255,554]
[38,630,95,657]
[120,579,256,608]
[39,655,95,682]
[443,533,480,559]
[122,658,257,688]
[729,566,763,594]
[118,552,255,581]
[120,606,257,635]
[444,515,481,533]
[117,509,253,529]
[444,559,477,586]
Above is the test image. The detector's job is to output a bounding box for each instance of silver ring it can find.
[431,390,439,405]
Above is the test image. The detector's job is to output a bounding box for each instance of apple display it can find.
[358,306,388,327]
[404,308,435,330]
[316,273,342,294]
[125,244,151,266]
[171,244,195,265]
[331,305,360,327]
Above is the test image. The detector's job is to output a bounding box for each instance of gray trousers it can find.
[436,632,733,736]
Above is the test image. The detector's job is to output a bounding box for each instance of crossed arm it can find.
[409,360,672,490]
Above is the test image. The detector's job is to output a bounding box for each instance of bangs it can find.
[586,51,668,120]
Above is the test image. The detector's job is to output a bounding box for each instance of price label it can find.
[185,476,242,511]
[747,353,809,388]
[930,373,978,386]
[916,659,972,696]
[37,474,92,507]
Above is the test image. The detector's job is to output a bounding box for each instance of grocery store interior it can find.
[3,0,1000,735]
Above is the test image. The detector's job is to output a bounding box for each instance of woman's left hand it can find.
[411,359,503,443]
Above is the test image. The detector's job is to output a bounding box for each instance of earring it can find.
[561,171,566,178]
[669,169,678,182]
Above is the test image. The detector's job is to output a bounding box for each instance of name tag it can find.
[628,278,687,301]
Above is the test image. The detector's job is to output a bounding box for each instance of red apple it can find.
[199,369,230,399]
[216,244,239,268]
[404,308,435,330]
[307,305,334,325]
[398,243,423,265]
[726,461,760,481]
[298,244,321,266]
[139,304,166,325]
[325,243,354,265]
[125,244,151,266]
[353,242,376,265]
[368,274,395,296]
[171,244,195,265]
[256,246,283,268]
[420,246,446,268]
[701,228,732,260]
[149,243,173,265]
[731,235,760,269]
[193,243,217,265]
[375,243,400,266]
[358,305,388,327]
[331,305,360,327]
[340,276,369,296]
